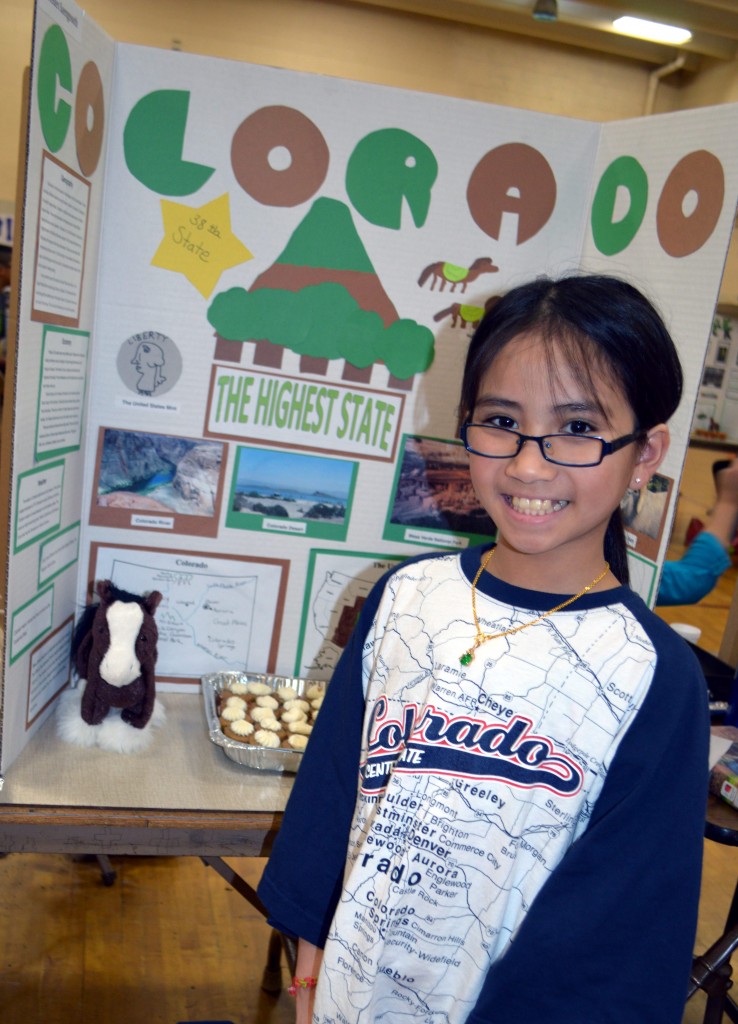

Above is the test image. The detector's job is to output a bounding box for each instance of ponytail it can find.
[604,509,629,585]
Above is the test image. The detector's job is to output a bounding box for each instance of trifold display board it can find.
[2,0,738,773]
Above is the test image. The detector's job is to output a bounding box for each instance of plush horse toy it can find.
[57,580,166,754]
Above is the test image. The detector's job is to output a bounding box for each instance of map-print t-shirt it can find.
[258,547,708,1024]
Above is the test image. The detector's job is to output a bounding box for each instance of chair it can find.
[688,795,738,1023]
[686,643,738,1022]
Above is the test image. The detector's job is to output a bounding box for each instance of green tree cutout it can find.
[207,282,434,380]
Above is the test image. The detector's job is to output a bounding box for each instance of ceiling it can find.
[348,0,738,71]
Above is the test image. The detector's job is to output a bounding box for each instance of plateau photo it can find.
[90,428,225,537]
[226,446,358,542]
[384,434,495,548]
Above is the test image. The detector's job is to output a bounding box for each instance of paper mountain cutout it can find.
[208,197,434,380]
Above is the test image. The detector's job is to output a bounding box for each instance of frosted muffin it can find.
[221,704,246,722]
[224,719,255,742]
[276,685,299,702]
[282,707,307,724]
[224,695,247,709]
[246,681,274,697]
[283,698,310,713]
[288,720,313,736]
[253,729,281,749]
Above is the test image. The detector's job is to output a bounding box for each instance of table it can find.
[689,438,738,455]
[0,692,292,860]
[0,690,298,987]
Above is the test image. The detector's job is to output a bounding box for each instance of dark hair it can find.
[459,273,683,584]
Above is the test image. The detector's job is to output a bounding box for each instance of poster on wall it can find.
[2,0,738,771]
[0,199,13,247]
[692,311,738,442]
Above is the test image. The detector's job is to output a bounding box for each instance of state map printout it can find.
[92,548,285,679]
[297,551,403,679]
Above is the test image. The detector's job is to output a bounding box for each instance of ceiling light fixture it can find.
[532,0,558,23]
[613,16,692,45]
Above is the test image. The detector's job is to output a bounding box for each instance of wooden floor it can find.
[0,852,295,1024]
[2,445,738,1023]
[0,837,735,1024]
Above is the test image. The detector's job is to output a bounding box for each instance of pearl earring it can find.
[634,477,641,486]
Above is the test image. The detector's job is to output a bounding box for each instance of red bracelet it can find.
[288,975,318,996]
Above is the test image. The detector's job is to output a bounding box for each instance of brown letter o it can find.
[656,150,724,258]
[74,60,105,178]
[231,105,329,207]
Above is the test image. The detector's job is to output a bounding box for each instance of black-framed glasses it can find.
[460,422,643,468]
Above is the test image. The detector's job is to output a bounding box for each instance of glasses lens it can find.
[465,425,520,457]
[465,426,604,465]
[543,435,603,465]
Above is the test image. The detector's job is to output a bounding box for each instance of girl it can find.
[258,274,709,1024]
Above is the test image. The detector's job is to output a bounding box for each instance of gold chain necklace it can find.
[459,548,609,666]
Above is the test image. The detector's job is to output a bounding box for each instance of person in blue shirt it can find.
[658,457,738,606]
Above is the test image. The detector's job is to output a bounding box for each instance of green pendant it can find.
[460,651,473,666]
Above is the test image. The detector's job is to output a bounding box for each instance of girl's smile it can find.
[507,496,568,516]
[468,331,669,591]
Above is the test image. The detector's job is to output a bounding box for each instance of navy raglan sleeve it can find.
[256,575,384,947]
[468,627,709,1024]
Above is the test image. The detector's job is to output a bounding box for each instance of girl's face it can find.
[468,331,668,590]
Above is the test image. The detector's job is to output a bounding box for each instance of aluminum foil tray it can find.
[202,671,323,773]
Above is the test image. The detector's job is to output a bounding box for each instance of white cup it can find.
[670,622,702,644]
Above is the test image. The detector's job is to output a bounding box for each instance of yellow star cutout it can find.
[152,194,253,298]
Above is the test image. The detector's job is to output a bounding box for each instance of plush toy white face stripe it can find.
[99,600,144,687]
